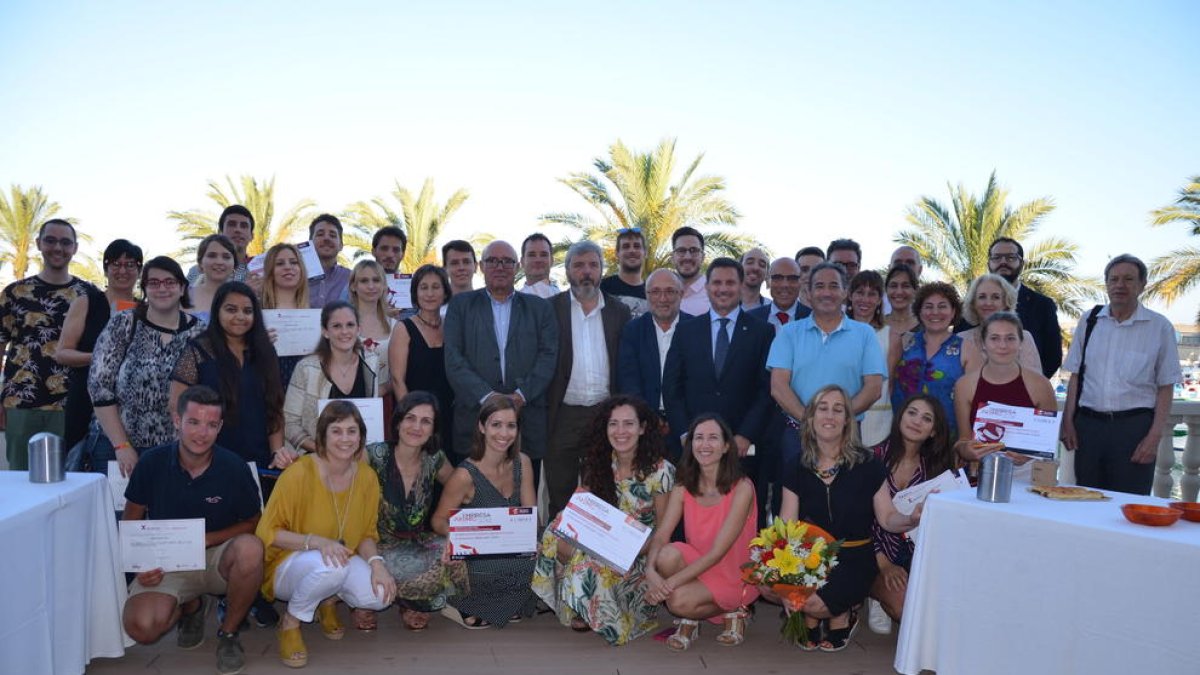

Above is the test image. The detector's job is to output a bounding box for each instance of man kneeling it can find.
[122,385,264,675]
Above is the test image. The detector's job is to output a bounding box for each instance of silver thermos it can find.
[976,452,1013,503]
[28,432,65,483]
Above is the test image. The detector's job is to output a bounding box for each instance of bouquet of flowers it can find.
[741,518,841,645]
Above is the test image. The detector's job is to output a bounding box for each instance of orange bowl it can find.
[1121,504,1182,527]
[1168,502,1200,523]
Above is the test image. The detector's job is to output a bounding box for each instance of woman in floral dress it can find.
[891,282,966,433]
[533,395,675,645]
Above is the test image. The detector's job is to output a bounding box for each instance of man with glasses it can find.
[748,257,810,332]
[987,237,1061,377]
[826,238,862,279]
[444,240,558,469]
[671,226,710,316]
[518,233,559,299]
[618,269,691,445]
[0,219,97,470]
[600,227,649,317]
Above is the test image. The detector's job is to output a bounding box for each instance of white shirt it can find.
[1062,303,1181,412]
[765,302,797,333]
[679,276,711,316]
[654,314,682,409]
[519,279,559,299]
[563,292,610,406]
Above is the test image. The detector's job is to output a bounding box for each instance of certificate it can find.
[892,469,970,516]
[119,518,206,572]
[972,401,1063,459]
[553,491,651,575]
[448,507,537,559]
[318,397,385,444]
[262,308,323,357]
[386,274,413,310]
[247,253,266,276]
[296,241,325,280]
[107,461,129,510]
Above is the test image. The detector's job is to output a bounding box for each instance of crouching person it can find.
[122,385,265,675]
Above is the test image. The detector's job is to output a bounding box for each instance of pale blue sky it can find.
[3,1,1198,321]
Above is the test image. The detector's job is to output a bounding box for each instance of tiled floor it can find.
[87,602,903,674]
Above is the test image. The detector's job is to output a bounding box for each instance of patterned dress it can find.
[365,442,468,612]
[891,330,965,432]
[533,458,675,645]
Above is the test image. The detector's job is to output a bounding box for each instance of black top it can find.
[330,364,368,398]
[599,275,645,298]
[125,442,261,533]
[782,453,886,541]
[65,286,113,448]
[172,336,273,466]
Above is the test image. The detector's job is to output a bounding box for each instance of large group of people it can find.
[0,210,1182,674]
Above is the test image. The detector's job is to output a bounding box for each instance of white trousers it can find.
[273,550,388,622]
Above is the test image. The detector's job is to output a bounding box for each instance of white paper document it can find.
[119,518,206,572]
[296,241,325,280]
[892,469,971,516]
[448,506,538,558]
[262,308,323,357]
[553,491,651,575]
[247,253,266,275]
[107,461,129,510]
[317,397,385,444]
[386,274,413,310]
[972,401,1062,459]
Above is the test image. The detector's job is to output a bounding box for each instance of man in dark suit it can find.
[617,269,691,432]
[662,257,774,467]
[545,241,631,516]
[988,237,1062,377]
[444,240,558,470]
[747,257,812,330]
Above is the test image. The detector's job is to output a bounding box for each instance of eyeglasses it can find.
[769,274,802,283]
[144,278,181,290]
[989,254,1021,263]
[482,257,517,269]
[107,261,141,271]
[673,247,702,257]
[648,288,681,298]
[40,236,76,248]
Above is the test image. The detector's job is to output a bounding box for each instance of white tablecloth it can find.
[0,472,130,675]
[895,483,1200,675]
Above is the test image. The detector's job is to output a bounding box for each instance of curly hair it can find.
[914,281,962,328]
[578,395,665,507]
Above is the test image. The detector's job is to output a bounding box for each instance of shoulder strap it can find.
[1074,305,1105,411]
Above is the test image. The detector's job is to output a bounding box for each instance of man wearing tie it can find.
[662,258,774,468]
[748,257,812,330]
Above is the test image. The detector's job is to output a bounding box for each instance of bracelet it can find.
[366,555,384,565]
[114,441,133,451]
[304,534,313,551]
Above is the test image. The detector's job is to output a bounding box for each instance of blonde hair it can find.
[349,259,390,329]
[261,243,310,309]
[799,385,869,470]
[962,273,1017,325]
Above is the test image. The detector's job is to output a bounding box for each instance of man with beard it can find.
[545,240,630,516]
[740,247,770,310]
[987,238,1061,377]
[672,226,711,316]
[518,233,559,299]
[371,226,407,275]
[306,214,352,308]
[600,227,649,317]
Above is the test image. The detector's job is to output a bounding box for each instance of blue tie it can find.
[714,317,731,375]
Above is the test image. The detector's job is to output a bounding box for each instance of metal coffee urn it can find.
[28,432,66,483]
[976,452,1013,503]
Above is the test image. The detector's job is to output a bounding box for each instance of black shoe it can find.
[215,630,246,675]
[216,597,250,632]
[250,596,280,628]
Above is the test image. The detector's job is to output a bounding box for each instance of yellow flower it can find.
[804,552,822,570]
[750,526,779,549]
[767,545,802,576]
[811,539,826,556]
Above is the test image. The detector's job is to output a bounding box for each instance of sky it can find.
[3,1,1198,322]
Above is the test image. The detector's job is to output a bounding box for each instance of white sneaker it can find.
[867,598,892,634]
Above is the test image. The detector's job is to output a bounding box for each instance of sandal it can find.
[569,617,590,633]
[351,608,377,632]
[666,619,700,652]
[798,619,823,651]
[277,626,308,668]
[440,605,491,630]
[401,609,430,631]
[317,602,344,640]
[819,609,859,652]
[508,613,523,624]
[715,609,749,646]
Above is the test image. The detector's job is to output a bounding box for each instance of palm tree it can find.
[343,178,469,273]
[1146,175,1200,322]
[0,185,68,281]
[540,138,762,274]
[167,175,316,261]
[897,171,1098,317]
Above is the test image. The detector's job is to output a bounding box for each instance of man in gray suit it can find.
[444,240,558,474]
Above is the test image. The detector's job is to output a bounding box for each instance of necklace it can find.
[813,464,841,480]
[415,313,442,329]
[326,463,357,544]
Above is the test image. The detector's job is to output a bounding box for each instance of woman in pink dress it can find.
[645,413,758,651]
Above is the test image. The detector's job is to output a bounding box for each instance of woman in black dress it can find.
[773,384,922,651]
[388,265,455,456]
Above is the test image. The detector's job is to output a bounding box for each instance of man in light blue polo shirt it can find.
[767,261,885,462]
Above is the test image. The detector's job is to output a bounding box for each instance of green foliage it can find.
[342,178,469,273]
[1146,175,1200,323]
[167,175,316,262]
[541,138,764,275]
[0,185,66,281]
[896,171,1099,318]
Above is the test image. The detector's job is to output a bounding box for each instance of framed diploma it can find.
[119,518,206,572]
[553,491,651,575]
[317,397,385,444]
[448,507,537,559]
[262,309,323,357]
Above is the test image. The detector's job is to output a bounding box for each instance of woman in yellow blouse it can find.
[257,401,397,668]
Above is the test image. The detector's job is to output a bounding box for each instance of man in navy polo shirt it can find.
[121,385,263,675]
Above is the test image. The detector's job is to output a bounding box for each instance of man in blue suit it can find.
[617,269,691,428]
[662,258,774,465]
[444,240,558,469]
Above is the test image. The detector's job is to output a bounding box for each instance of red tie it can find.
[776,311,790,325]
